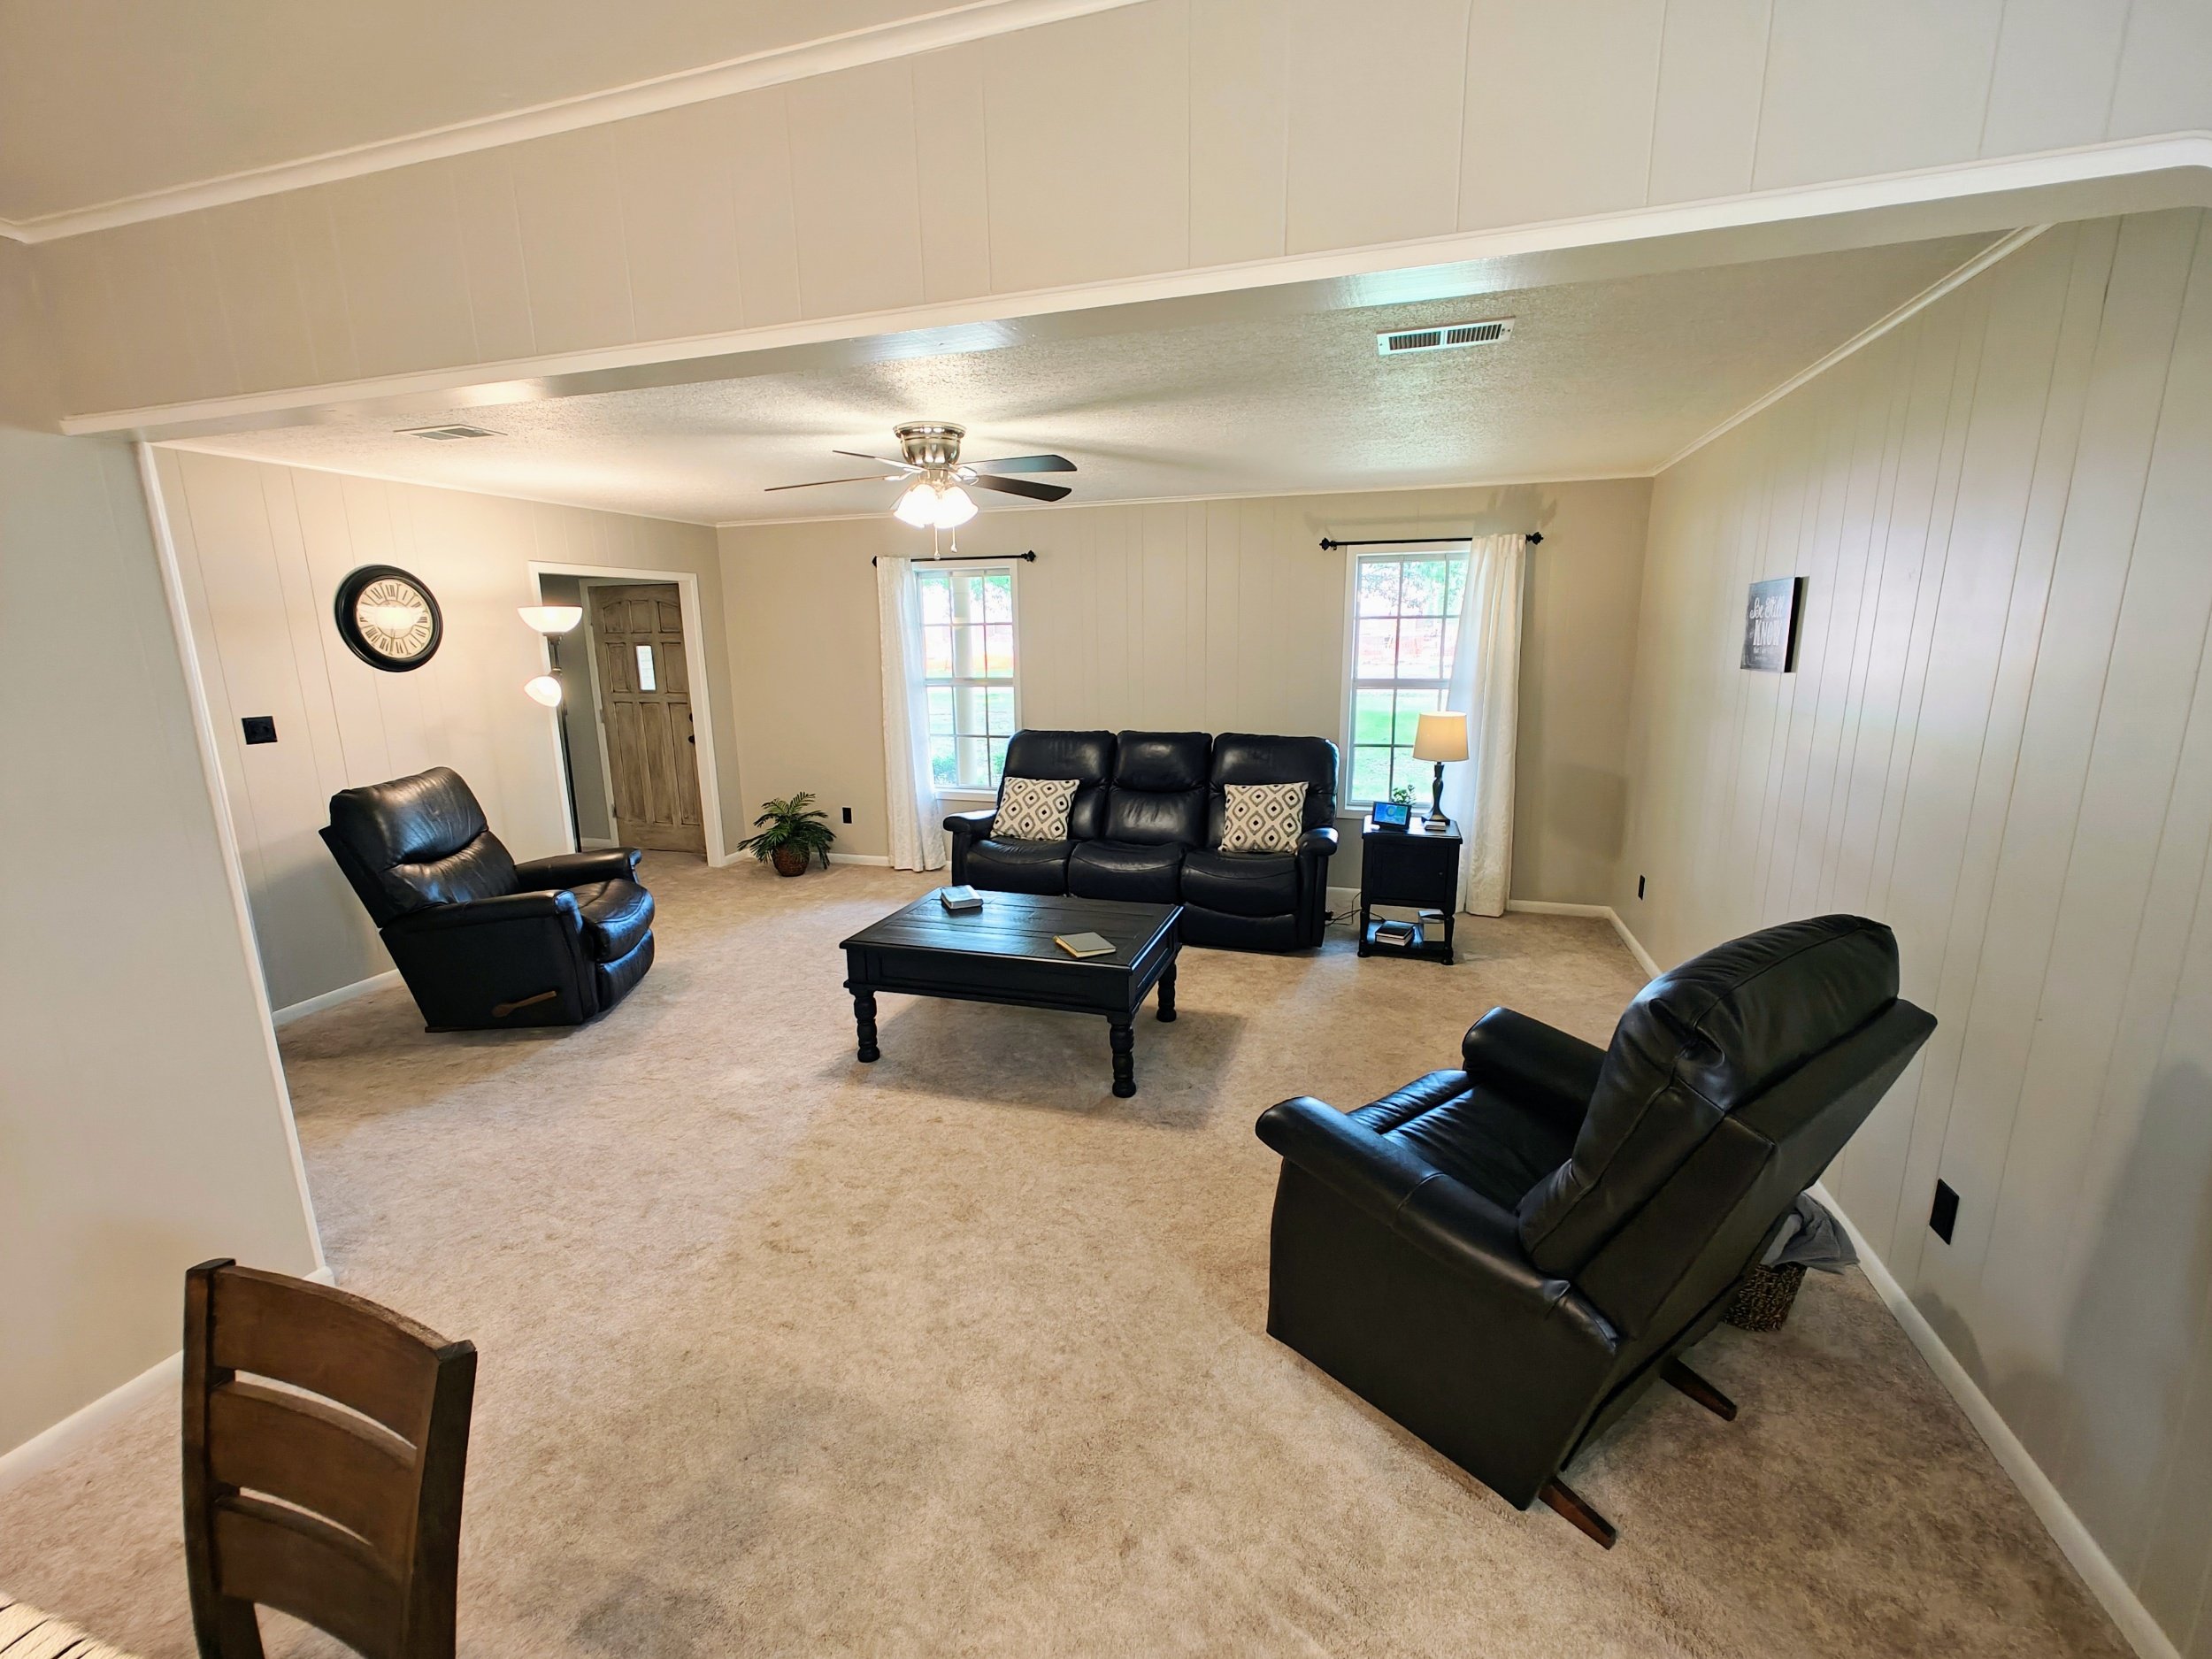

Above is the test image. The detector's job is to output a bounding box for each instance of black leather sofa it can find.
[943,729,1339,950]
[320,766,655,1031]
[1255,915,1935,1544]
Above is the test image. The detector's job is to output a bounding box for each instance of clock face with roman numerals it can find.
[334,565,442,672]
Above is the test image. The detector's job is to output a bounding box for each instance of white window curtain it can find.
[876,556,949,872]
[1437,533,1525,917]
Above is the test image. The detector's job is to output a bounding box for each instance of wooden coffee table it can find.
[839,892,1181,1097]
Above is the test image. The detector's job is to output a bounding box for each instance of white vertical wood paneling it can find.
[1647,0,1770,204]
[1456,0,1664,231]
[1980,0,2131,158]
[1753,0,2006,190]
[447,148,536,364]
[786,58,927,319]
[910,49,995,303]
[159,449,734,1010]
[1283,0,1467,254]
[611,103,743,345]
[1187,0,1289,268]
[981,1,1191,291]
[1619,209,2212,1657]
[320,165,477,375]
[508,127,636,354]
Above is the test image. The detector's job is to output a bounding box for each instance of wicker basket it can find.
[1724,1262,1807,1332]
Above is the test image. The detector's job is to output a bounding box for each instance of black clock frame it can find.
[334,564,442,672]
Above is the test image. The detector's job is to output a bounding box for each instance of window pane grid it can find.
[1349,550,1465,806]
[916,566,1017,792]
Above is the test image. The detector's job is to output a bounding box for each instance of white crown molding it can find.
[712,469,1655,531]
[58,132,2212,443]
[0,0,1145,245]
[1656,224,2052,472]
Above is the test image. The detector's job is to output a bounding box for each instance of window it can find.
[916,563,1018,793]
[1348,549,1467,805]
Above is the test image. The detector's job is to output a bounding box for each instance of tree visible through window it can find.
[917,564,1017,792]
[1349,550,1467,805]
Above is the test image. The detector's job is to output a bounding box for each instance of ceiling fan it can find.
[767,421,1075,528]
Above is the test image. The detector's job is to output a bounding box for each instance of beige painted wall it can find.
[30,0,2212,419]
[720,478,1648,900]
[157,449,743,1012]
[0,242,320,1460]
[1617,210,2212,1654]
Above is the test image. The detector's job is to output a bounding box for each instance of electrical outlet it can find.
[242,715,277,745]
[1930,1179,1959,1244]
[1637,874,1646,900]
[841,806,853,824]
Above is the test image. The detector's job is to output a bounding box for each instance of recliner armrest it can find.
[1294,825,1339,861]
[1460,1007,1605,1133]
[1256,1096,1609,1340]
[943,807,996,838]
[385,889,582,937]
[513,849,641,890]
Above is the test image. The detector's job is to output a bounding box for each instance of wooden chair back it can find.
[182,1259,476,1659]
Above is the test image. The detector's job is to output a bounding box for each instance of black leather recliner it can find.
[944,729,1339,950]
[320,766,655,1031]
[1254,915,1935,1543]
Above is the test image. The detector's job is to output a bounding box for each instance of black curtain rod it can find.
[1319,532,1541,550]
[870,549,1039,566]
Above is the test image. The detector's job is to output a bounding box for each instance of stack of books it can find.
[1371,918,1420,949]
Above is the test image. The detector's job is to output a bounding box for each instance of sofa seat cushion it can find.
[572,878,655,962]
[1179,848,1297,918]
[1067,838,1184,903]
[968,837,1073,895]
[1351,1071,1578,1212]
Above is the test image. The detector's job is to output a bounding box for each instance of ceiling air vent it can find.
[1377,318,1514,357]
[397,423,502,441]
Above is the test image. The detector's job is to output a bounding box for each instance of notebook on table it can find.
[1054,931,1116,958]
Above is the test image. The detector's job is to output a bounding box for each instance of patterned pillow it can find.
[1219,781,1308,855]
[995,775,1079,841]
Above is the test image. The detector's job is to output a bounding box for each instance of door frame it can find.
[527,562,729,867]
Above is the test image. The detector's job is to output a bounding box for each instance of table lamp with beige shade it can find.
[1411,711,1469,831]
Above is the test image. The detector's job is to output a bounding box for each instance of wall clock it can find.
[334,565,442,672]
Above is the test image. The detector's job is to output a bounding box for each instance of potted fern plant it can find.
[738,792,837,877]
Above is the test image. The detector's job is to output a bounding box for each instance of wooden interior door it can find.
[588,582,706,854]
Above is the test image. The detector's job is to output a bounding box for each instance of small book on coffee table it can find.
[938,885,983,912]
[1054,931,1116,958]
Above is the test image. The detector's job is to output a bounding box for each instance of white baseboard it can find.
[827,852,894,867]
[1506,899,1663,978]
[1810,1183,2177,1659]
[271,969,402,1027]
[0,1265,335,1493]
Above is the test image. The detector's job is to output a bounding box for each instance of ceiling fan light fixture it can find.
[894,480,978,529]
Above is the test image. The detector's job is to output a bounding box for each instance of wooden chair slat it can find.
[184,1260,475,1659]
[208,1379,419,1566]
[213,1495,401,1659]
[208,1266,446,1442]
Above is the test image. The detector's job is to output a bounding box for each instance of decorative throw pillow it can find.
[1219,781,1308,855]
[994,775,1079,841]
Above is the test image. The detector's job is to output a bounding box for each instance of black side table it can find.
[1357,815,1462,964]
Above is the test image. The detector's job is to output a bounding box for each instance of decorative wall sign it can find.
[334,565,442,672]
[1741,576,1804,673]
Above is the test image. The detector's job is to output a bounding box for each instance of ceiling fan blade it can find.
[969,453,1077,474]
[968,473,1073,503]
[764,474,901,492]
[832,449,920,472]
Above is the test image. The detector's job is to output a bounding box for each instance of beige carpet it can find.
[1,857,2130,1657]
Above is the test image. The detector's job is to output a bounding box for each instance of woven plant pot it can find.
[1724,1262,1806,1332]
[771,844,810,878]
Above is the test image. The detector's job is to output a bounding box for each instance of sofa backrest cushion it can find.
[1105,731,1212,845]
[1206,734,1338,845]
[325,766,519,922]
[1002,729,1116,841]
[1517,915,1905,1282]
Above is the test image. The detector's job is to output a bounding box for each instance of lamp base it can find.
[1427,761,1447,828]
